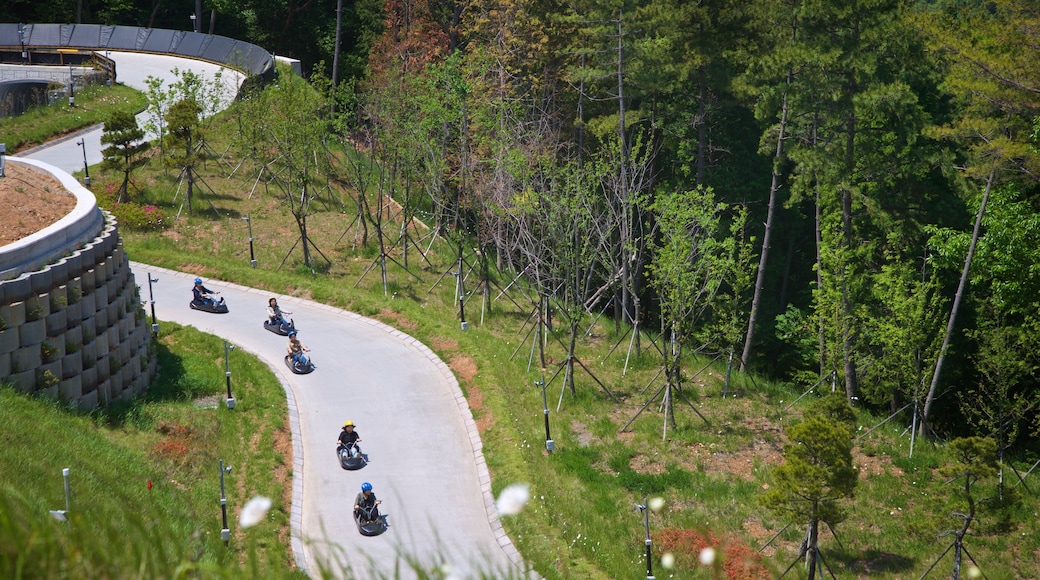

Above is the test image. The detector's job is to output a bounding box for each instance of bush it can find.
[95,181,171,232]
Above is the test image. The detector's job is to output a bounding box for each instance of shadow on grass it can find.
[90,339,191,428]
[828,548,915,576]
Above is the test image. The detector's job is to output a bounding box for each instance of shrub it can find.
[36,370,60,389]
[25,299,44,321]
[40,342,57,363]
[95,181,171,232]
[655,527,770,580]
[68,283,82,304]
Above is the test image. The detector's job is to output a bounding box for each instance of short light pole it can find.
[242,214,257,267]
[76,138,90,186]
[224,340,235,409]
[190,13,198,33]
[456,252,468,331]
[49,468,72,529]
[536,375,554,452]
[68,64,75,107]
[636,498,655,580]
[219,461,232,546]
[146,274,159,335]
[18,24,26,64]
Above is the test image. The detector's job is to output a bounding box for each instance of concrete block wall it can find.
[0,159,156,409]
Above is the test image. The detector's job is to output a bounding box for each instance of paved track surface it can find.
[19,51,243,174]
[8,48,526,578]
[132,263,524,578]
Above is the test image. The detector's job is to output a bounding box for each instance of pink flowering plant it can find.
[95,180,171,231]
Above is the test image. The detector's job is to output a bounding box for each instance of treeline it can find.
[338,0,1040,449]
[13,0,1040,447]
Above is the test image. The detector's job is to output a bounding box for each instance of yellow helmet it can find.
[343,420,354,428]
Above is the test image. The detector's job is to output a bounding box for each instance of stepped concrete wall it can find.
[0,158,156,408]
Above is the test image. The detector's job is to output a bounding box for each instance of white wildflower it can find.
[496,483,530,516]
[699,547,716,566]
[648,497,666,513]
[240,496,272,528]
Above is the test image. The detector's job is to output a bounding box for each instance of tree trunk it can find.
[815,187,825,376]
[299,212,313,269]
[696,65,707,185]
[567,320,579,396]
[332,0,343,86]
[742,83,790,370]
[923,170,996,433]
[807,518,820,579]
[841,104,859,401]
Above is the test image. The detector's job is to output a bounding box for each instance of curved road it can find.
[8,49,526,578]
[19,51,244,174]
[131,264,524,578]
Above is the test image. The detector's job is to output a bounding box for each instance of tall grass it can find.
[0,323,302,579]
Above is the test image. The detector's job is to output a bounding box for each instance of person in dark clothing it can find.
[192,277,222,307]
[337,420,362,458]
[354,482,381,524]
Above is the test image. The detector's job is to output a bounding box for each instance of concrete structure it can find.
[0,158,156,408]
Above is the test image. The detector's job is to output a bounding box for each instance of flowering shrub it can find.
[655,527,770,580]
[95,180,171,231]
[151,423,196,466]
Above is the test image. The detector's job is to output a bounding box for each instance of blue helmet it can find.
[288,330,298,337]
[361,482,372,492]
[194,277,202,285]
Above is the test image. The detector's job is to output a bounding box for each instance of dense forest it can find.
[6,0,1040,449]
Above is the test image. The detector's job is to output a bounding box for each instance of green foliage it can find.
[35,369,59,389]
[806,393,857,431]
[762,414,858,528]
[25,299,44,322]
[645,186,751,353]
[100,109,150,202]
[94,181,171,231]
[40,342,57,363]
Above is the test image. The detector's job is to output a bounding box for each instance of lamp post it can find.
[224,340,235,409]
[636,498,655,580]
[75,139,90,186]
[536,375,554,452]
[219,461,232,546]
[456,249,468,330]
[68,65,75,107]
[242,214,257,267]
[49,468,72,529]
[190,13,198,33]
[18,24,26,64]
[146,274,159,335]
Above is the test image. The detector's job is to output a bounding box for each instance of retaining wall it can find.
[0,158,156,408]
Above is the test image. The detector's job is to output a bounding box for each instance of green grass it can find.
[0,323,301,579]
[0,83,146,153]
[5,88,1040,579]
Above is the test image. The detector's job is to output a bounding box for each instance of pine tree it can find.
[100,110,150,203]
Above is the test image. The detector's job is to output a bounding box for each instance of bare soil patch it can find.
[0,163,76,245]
[378,307,418,332]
